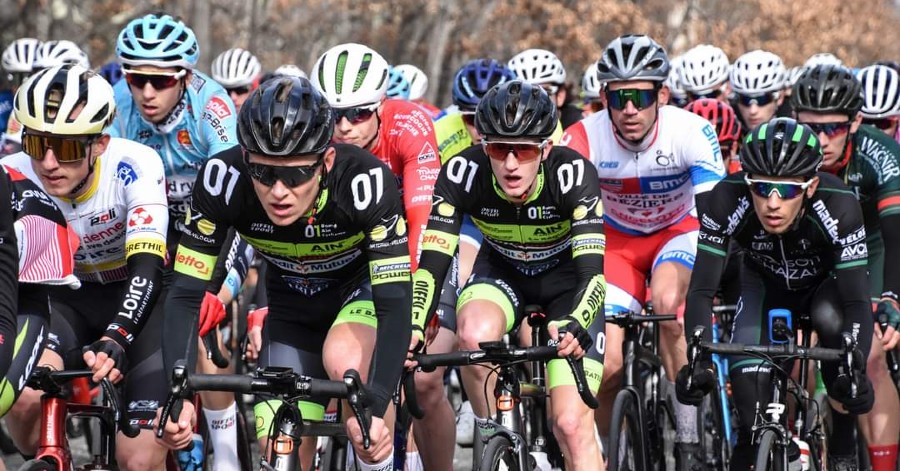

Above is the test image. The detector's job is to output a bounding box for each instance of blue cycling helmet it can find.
[98,61,124,85]
[386,67,411,100]
[116,14,199,69]
[452,59,517,112]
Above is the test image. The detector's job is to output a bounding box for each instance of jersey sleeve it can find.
[684,120,727,195]
[355,161,414,417]
[434,113,473,164]
[199,91,240,157]
[866,135,900,300]
[0,171,18,376]
[683,180,742,343]
[557,153,607,331]
[394,106,440,270]
[560,121,592,162]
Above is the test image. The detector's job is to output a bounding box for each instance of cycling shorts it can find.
[603,215,698,318]
[457,252,604,394]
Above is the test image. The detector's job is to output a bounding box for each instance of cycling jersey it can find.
[562,106,726,234]
[0,168,19,387]
[830,124,900,300]
[685,172,872,357]
[4,138,169,348]
[163,144,412,416]
[362,98,440,268]
[106,71,239,241]
[0,89,13,137]
[411,145,607,334]
[433,112,472,164]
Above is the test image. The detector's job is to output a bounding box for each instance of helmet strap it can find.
[305,160,329,225]
[69,152,98,197]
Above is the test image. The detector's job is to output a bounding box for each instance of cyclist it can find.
[685,98,743,173]
[211,47,262,112]
[508,48,583,128]
[561,34,727,468]
[581,61,604,117]
[3,64,171,469]
[729,50,789,131]
[410,79,607,471]
[679,44,731,102]
[394,63,440,116]
[387,66,411,100]
[158,76,411,471]
[1,38,41,155]
[793,64,900,471]
[676,117,875,470]
[857,64,900,142]
[311,42,454,471]
[31,40,89,71]
[108,13,245,470]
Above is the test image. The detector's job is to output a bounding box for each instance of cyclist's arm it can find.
[0,171,17,373]
[873,151,900,301]
[209,229,254,304]
[361,163,414,417]
[397,107,440,269]
[199,90,240,156]
[831,197,874,357]
[104,154,169,348]
[559,121,592,162]
[685,121,727,214]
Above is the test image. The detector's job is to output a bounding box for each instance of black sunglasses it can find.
[803,121,852,138]
[605,88,658,110]
[334,105,378,124]
[244,152,324,187]
[227,85,251,96]
[737,93,777,107]
[863,117,897,131]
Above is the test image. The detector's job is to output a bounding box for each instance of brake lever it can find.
[344,369,372,450]
[156,360,189,439]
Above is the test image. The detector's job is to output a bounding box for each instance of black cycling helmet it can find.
[475,80,558,140]
[791,65,863,118]
[238,76,334,156]
[740,117,823,178]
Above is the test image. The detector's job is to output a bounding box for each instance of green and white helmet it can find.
[311,43,389,108]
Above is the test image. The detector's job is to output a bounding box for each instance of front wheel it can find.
[608,390,645,471]
[753,429,786,471]
[478,435,521,471]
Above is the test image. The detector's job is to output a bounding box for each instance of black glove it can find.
[675,360,715,406]
[830,370,874,415]
[553,316,594,352]
[84,339,129,376]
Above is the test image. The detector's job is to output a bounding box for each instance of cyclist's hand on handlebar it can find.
[244,306,268,361]
[549,317,594,359]
[198,291,227,337]
[83,337,128,384]
[831,370,874,415]
[875,298,900,350]
[675,360,715,406]
[154,399,196,450]
[346,415,391,464]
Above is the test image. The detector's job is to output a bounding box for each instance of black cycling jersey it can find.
[0,169,17,375]
[411,145,606,333]
[163,144,412,415]
[685,172,872,356]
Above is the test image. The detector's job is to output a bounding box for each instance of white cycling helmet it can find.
[508,48,567,85]
[665,55,688,101]
[730,50,786,95]
[394,64,427,101]
[33,40,90,70]
[679,44,730,95]
[14,64,116,135]
[2,38,41,73]
[857,65,900,119]
[785,66,806,89]
[804,52,843,69]
[582,62,602,99]
[273,64,307,79]
[211,48,261,88]
[311,43,389,108]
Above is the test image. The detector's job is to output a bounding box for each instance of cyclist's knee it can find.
[658,318,685,341]
[551,407,592,448]
[457,310,505,350]
[116,433,167,471]
[414,368,447,406]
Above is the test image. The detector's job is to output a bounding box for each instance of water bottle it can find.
[787,437,802,471]
[529,450,553,471]
[176,433,205,471]
[793,436,811,470]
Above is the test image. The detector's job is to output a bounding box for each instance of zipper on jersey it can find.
[777,235,790,290]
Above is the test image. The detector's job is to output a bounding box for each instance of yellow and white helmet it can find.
[14,64,115,135]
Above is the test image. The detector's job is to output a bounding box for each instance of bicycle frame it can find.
[710,307,735,448]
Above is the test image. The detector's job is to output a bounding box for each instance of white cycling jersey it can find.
[561,106,726,234]
[4,138,169,283]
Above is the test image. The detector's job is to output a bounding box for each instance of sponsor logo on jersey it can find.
[417,142,438,164]
[250,222,274,234]
[126,238,165,258]
[654,151,674,167]
[859,135,900,182]
[82,222,126,245]
[841,243,868,261]
[597,161,619,169]
[411,194,431,204]
[174,247,216,280]
[417,167,440,181]
[128,400,159,412]
[197,218,216,236]
[726,196,750,234]
[206,96,232,120]
[190,74,207,91]
[129,207,154,227]
[177,129,193,148]
[137,129,153,140]
[116,161,139,186]
[90,208,117,226]
[751,241,773,251]
[480,207,499,217]
[701,214,721,231]
[811,199,839,242]
[281,276,333,296]
[118,276,150,321]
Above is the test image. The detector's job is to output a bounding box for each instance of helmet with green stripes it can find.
[311,43,389,108]
[740,117,823,178]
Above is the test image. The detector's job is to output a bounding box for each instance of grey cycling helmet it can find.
[596,34,669,83]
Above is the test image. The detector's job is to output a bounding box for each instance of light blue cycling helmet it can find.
[116,13,199,70]
[387,67,411,100]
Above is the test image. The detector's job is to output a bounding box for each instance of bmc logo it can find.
[206,97,232,120]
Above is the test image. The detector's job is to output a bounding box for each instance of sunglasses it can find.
[461,112,476,127]
[606,88,658,111]
[124,69,187,90]
[334,104,378,125]
[226,85,251,96]
[737,93,777,107]
[745,175,814,200]
[244,152,323,187]
[802,121,851,138]
[22,132,97,163]
[481,139,549,162]
[688,83,728,101]
[863,117,897,131]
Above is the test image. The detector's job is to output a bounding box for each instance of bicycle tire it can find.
[754,429,785,471]
[17,459,57,471]
[608,389,645,471]
[478,435,521,471]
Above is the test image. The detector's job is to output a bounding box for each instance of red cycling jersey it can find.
[367,99,440,270]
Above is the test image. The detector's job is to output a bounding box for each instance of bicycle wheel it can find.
[478,435,521,471]
[17,459,57,471]
[698,385,731,470]
[754,429,785,471]
[608,390,645,471]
